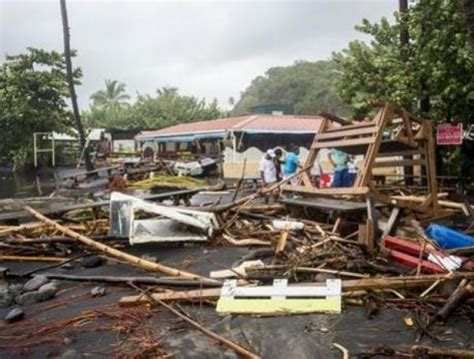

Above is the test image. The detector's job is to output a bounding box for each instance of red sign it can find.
[437,124,463,145]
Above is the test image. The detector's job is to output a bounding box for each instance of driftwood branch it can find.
[128,283,260,358]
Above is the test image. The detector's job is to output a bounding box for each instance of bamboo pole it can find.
[0,222,48,237]
[24,206,213,281]
[0,255,68,262]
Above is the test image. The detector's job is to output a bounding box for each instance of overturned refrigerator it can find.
[109,192,219,244]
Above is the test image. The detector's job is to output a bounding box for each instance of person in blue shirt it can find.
[328,148,352,187]
[283,145,300,185]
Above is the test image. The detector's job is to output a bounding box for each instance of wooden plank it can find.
[280,197,370,212]
[312,137,375,149]
[315,126,378,140]
[275,229,289,255]
[425,121,440,213]
[282,185,370,196]
[381,207,400,238]
[220,282,337,298]
[357,104,393,187]
[119,288,221,305]
[373,159,426,168]
[216,298,341,315]
[325,120,376,132]
[376,149,424,157]
[299,118,329,187]
[401,109,415,146]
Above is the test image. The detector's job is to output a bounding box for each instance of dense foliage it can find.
[334,0,474,122]
[0,48,80,168]
[233,60,349,116]
[84,86,225,130]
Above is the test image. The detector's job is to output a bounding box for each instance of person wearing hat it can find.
[259,149,279,201]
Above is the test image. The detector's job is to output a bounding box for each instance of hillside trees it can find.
[233,60,349,116]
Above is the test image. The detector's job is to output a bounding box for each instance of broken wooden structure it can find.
[283,103,445,251]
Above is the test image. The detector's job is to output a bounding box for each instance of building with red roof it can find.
[135,113,326,178]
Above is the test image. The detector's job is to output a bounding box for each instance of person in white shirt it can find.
[259,149,277,184]
[259,149,279,201]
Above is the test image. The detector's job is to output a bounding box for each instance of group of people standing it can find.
[259,146,357,198]
[259,145,301,186]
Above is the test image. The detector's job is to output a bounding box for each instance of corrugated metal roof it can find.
[136,114,324,140]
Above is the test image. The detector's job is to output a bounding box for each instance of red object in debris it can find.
[385,249,446,274]
[383,236,474,272]
[384,236,424,256]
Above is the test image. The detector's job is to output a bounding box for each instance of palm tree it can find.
[90,79,130,108]
[60,0,94,171]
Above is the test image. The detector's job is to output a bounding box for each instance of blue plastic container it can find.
[425,223,474,249]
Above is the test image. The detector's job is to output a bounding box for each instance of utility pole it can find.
[60,0,94,172]
[400,0,414,185]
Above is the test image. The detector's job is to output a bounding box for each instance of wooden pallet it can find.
[216,279,341,315]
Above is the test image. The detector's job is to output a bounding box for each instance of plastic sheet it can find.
[425,223,474,249]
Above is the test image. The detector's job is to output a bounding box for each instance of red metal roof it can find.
[136,114,324,139]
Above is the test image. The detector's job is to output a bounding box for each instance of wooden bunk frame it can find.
[283,103,444,220]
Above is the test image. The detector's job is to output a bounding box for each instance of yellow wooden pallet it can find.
[216,279,341,315]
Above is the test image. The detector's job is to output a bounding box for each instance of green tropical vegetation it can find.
[233,60,349,116]
[333,0,474,176]
[83,86,225,130]
[333,0,474,122]
[0,47,80,169]
[90,79,130,109]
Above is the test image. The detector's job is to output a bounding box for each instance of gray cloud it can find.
[0,0,397,109]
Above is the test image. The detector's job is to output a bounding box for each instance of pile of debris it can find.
[0,104,473,357]
[0,170,473,357]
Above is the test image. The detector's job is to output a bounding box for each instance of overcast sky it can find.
[0,0,397,109]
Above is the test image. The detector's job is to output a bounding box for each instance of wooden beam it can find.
[315,126,378,140]
[381,207,400,238]
[319,112,351,126]
[373,159,426,168]
[376,149,424,157]
[282,185,370,196]
[325,121,376,132]
[313,137,375,149]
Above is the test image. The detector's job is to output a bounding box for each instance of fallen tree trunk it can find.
[24,206,214,281]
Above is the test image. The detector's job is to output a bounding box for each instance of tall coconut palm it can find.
[60,0,94,171]
[90,79,130,108]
